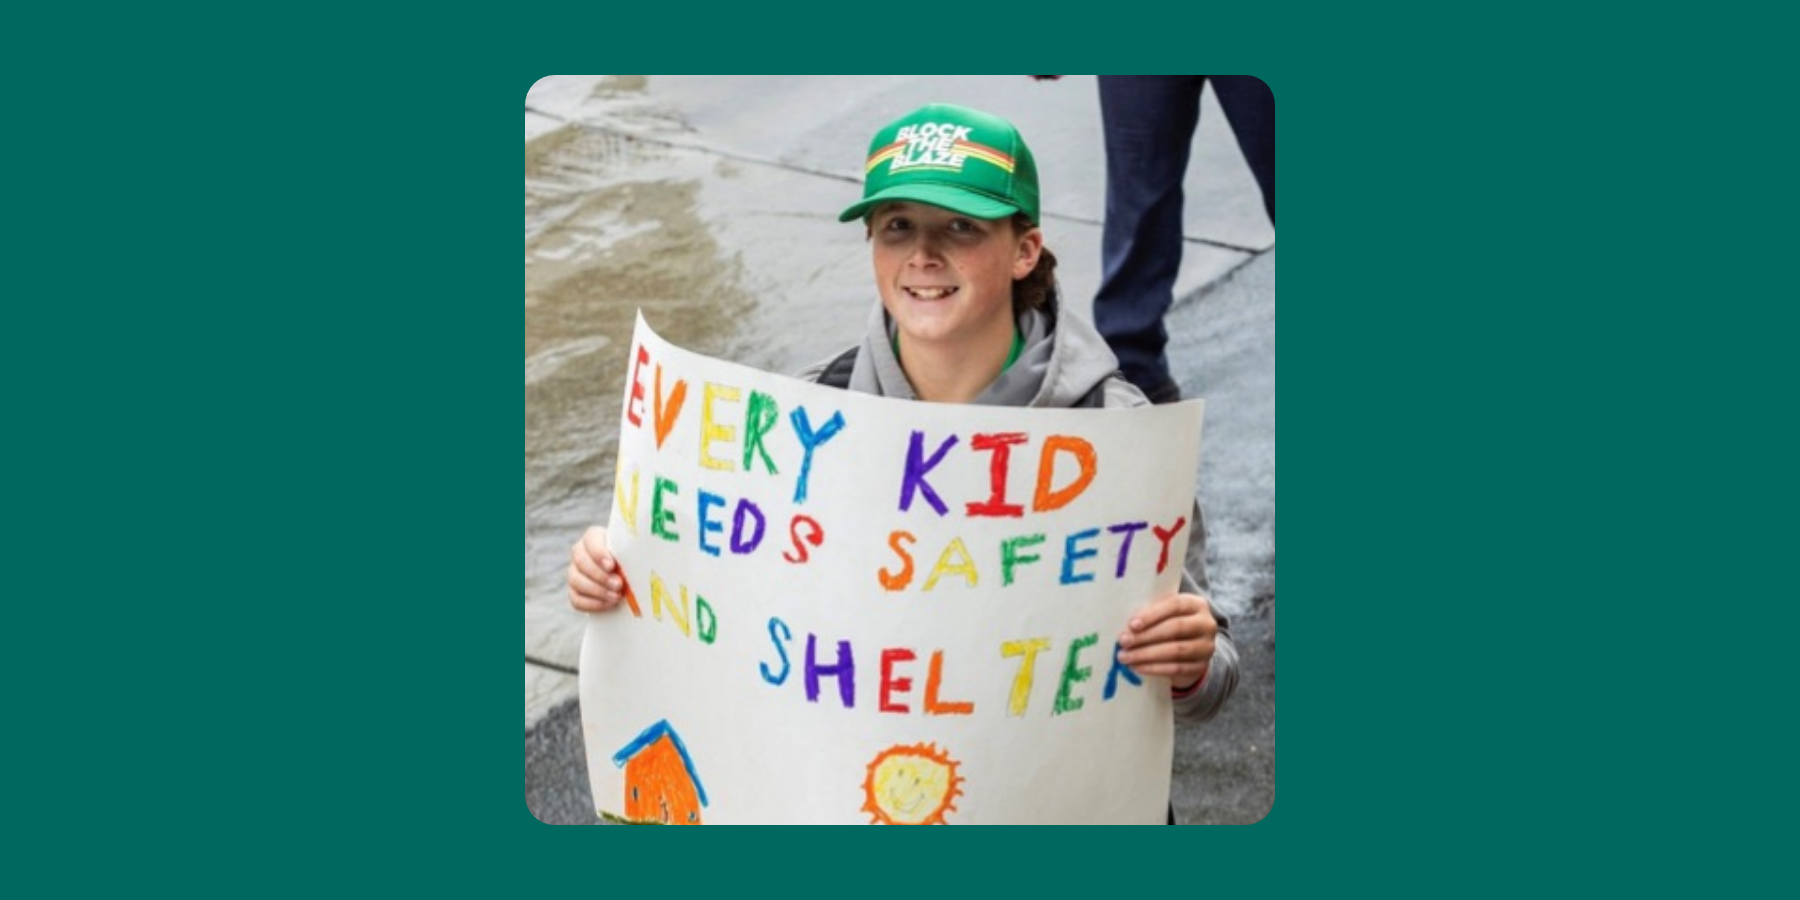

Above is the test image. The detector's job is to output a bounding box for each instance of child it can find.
[568,102,1237,812]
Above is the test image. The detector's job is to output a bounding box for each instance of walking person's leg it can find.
[1094,75,1205,403]
[1209,75,1276,226]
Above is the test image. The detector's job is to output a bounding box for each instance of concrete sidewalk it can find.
[526,75,1274,823]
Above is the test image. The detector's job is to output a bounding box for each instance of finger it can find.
[1119,635,1215,668]
[1127,660,1208,684]
[1126,593,1208,633]
[570,540,616,587]
[569,585,610,613]
[581,527,616,573]
[1117,636,1207,681]
[1119,610,1213,650]
[569,589,619,614]
[567,560,613,601]
[567,563,620,612]
[1120,595,1212,647]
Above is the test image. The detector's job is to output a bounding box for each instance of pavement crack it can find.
[526,654,578,676]
[567,122,862,186]
[1183,235,1267,254]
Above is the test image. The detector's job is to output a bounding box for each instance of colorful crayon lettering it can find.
[700,383,741,471]
[878,530,916,590]
[789,407,845,504]
[967,432,1028,517]
[1151,516,1188,574]
[804,633,856,708]
[784,515,824,563]
[625,345,650,428]
[689,491,770,558]
[730,500,766,554]
[1104,641,1143,700]
[651,476,679,541]
[648,572,717,644]
[923,650,973,715]
[653,363,687,449]
[879,648,975,715]
[1060,528,1100,585]
[761,620,1133,718]
[1053,633,1099,715]
[922,537,979,591]
[696,490,726,557]
[897,431,1099,519]
[1033,435,1097,512]
[879,648,916,713]
[1107,521,1148,577]
[742,390,780,475]
[760,617,792,685]
[1001,534,1047,586]
[614,460,640,536]
[899,431,958,515]
[1001,638,1051,716]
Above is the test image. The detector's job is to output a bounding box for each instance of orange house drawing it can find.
[612,719,709,825]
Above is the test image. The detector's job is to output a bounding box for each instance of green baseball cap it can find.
[838,103,1040,225]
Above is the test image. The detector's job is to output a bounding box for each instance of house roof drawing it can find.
[612,719,709,807]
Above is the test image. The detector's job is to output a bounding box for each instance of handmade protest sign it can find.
[580,313,1204,824]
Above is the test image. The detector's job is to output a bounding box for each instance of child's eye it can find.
[947,218,976,233]
[883,217,912,231]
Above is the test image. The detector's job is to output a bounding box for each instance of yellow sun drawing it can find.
[861,743,964,825]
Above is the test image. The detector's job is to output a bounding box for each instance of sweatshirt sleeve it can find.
[1172,615,1238,721]
[1172,496,1238,721]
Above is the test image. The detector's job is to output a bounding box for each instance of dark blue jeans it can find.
[1094,75,1274,394]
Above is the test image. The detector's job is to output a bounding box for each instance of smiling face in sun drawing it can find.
[861,743,965,825]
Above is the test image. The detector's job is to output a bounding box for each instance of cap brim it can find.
[838,183,1022,223]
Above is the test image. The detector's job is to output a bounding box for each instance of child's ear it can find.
[1013,228,1044,279]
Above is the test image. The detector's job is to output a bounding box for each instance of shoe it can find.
[1143,377,1182,405]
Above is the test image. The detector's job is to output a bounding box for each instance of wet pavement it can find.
[525,75,1274,823]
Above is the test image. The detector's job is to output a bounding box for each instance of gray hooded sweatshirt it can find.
[799,297,1238,721]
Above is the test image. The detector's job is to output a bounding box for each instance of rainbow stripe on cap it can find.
[864,139,1016,174]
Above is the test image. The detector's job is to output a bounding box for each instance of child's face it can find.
[869,202,1042,355]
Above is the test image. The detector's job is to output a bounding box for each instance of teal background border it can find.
[32,28,1745,883]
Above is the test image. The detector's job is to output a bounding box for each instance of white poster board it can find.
[581,314,1203,824]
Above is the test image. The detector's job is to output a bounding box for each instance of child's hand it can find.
[1115,592,1218,691]
[568,526,628,613]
